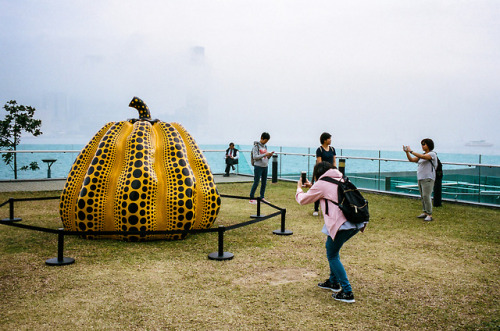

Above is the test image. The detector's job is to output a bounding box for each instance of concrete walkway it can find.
[0,173,253,193]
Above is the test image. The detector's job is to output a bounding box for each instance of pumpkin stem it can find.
[129,97,151,120]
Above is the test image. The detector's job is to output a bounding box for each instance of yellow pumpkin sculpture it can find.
[59,97,221,241]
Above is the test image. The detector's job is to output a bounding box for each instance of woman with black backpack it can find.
[403,138,438,222]
[296,161,367,303]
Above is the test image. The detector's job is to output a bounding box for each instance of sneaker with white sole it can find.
[417,213,427,218]
[313,211,319,216]
[424,215,433,221]
[333,290,355,303]
[318,279,341,292]
[249,199,257,205]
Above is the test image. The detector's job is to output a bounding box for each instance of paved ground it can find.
[0,173,254,193]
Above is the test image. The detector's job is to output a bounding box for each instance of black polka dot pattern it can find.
[113,121,161,241]
[128,96,151,120]
[74,121,131,239]
[171,123,222,229]
[59,122,115,234]
[59,115,221,241]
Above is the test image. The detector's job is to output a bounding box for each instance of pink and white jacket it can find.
[296,168,365,240]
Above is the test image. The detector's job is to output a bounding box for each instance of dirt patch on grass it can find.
[233,267,318,286]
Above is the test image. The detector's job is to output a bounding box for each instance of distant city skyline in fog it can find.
[1,0,499,154]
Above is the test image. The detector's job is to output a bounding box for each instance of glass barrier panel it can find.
[380,158,417,195]
[343,157,380,190]
[2,146,499,207]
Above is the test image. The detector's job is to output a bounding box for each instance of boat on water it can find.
[465,140,493,147]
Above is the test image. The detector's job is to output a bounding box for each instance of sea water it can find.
[1,144,499,181]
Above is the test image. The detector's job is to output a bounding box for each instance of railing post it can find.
[279,146,282,179]
[46,228,75,266]
[0,198,22,222]
[307,147,311,178]
[378,150,381,191]
[478,162,482,203]
[273,209,292,235]
[208,225,234,260]
[272,154,278,183]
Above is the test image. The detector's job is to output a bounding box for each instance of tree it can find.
[0,100,43,179]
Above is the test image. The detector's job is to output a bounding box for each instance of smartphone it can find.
[301,171,307,184]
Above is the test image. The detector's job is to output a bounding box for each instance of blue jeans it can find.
[250,166,268,199]
[326,229,359,293]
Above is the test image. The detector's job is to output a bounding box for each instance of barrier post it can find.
[433,173,443,207]
[339,158,346,176]
[385,177,392,191]
[273,209,293,235]
[46,228,75,266]
[208,225,234,260]
[272,154,278,183]
[250,198,265,218]
[0,198,22,222]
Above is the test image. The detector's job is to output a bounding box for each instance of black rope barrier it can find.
[0,221,60,234]
[0,194,292,264]
[226,210,282,231]
[8,196,60,202]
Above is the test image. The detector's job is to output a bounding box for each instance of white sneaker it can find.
[313,211,319,216]
[417,213,427,218]
[249,199,257,205]
[424,215,433,221]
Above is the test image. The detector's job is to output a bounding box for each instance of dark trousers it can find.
[225,159,236,175]
[250,166,268,199]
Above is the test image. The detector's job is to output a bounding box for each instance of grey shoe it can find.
[424,215,433,221]
[417,213,427,218]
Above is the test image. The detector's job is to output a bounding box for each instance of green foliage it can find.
[0,100,43,179]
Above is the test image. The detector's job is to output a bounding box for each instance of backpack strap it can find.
[429,152,438,173]
[320,176,341,185]
[319,176,342,216]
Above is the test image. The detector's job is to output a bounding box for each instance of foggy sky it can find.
[1,0,499,153]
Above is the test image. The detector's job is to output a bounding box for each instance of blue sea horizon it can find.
[1,143,499,181]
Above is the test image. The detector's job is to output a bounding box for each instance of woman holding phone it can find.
[403,138,438,222]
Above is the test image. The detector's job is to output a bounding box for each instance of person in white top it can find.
[403,138,438,221]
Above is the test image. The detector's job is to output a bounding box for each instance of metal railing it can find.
[1,149,499,207]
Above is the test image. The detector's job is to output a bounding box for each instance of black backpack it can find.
[320,176,370,224]
[431,155,443,178]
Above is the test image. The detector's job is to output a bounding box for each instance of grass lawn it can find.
[0,181,499,330]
